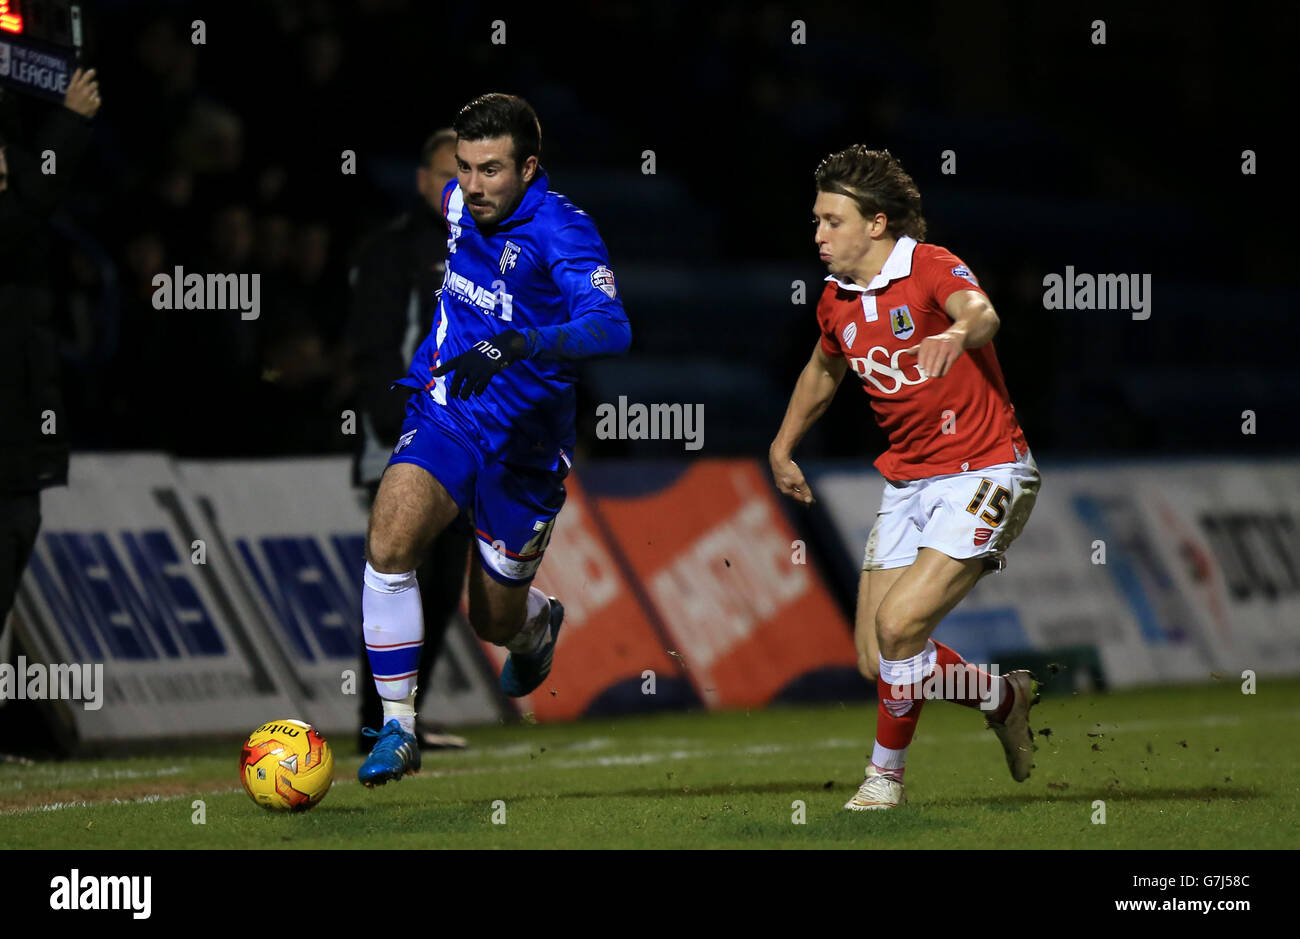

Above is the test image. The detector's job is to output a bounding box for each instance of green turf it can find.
[2,679,1298,849]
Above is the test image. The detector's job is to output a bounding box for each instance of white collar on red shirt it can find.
[824,235,917,293]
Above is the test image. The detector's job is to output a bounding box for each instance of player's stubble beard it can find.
[467,169,529,228]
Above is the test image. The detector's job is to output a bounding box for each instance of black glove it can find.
[430,329,530,399]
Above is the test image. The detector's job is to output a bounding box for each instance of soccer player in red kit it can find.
[770,146,1041,809]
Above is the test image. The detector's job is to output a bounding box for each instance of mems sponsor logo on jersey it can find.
[442,268,514,319]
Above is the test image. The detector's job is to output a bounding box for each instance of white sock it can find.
[362,562,423,732]
[878,646,933,717]
[875,646,937,771]
[505,587,552,653]
[871,743,907,773]
[382,696,417,736]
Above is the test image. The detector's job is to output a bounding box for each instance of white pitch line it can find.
[1,709,1288,816]
[0,787,243,817]
[0,764,188,790]
[0,742,832,815]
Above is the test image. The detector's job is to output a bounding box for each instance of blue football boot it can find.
[357,719,421,787]
[499,597,564,697]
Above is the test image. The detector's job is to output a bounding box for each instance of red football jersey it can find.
[816,237,1029,481]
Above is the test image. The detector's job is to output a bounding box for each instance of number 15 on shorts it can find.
[965,479,1011,526]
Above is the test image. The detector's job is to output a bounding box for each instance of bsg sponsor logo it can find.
[847,346,929,394]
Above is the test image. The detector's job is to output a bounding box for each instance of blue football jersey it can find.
[394,170,630,470]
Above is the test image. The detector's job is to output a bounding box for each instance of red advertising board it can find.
[588,460,858,708]
[475,474,691,720]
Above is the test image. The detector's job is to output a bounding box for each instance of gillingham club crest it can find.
[889,305,915,340]
[499,240,521,274]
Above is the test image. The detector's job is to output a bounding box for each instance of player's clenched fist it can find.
[770,452,815,505]
[904,331,964,379]
[63,68,102,119]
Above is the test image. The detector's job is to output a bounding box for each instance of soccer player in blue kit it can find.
[357,94,631,785]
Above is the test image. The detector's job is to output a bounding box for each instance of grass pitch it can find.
[2,678,1297,849]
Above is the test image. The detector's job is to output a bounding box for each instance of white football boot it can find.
[844,764,906,810]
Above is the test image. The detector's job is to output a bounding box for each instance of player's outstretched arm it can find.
[902,289,1000,379]
[522,306,631,361]
[769,341,848,504]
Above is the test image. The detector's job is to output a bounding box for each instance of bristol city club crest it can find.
[889,305,915,340]
[590,265,617,299]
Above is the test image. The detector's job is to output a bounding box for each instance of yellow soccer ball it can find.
[239,719,334,811]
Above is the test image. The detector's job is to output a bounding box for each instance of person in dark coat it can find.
[347,129,474,752]
[0,70,101,755]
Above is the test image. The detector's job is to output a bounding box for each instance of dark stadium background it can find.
[5,2,1300,880]
[2,0,1293,461]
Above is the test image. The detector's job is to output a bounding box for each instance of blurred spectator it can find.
[13,1,1293,459]
[346,128,471,752]
[0,71,101,753]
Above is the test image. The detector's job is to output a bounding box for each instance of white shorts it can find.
[862,454,1040,573]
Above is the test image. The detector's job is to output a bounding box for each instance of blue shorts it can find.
[386,401,567,585]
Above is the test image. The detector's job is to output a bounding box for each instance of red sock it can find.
[875,673,926,750]
[929,639,1014,720]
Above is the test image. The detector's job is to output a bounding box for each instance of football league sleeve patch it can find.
[925,248,988,310]
[525,217,632,361]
